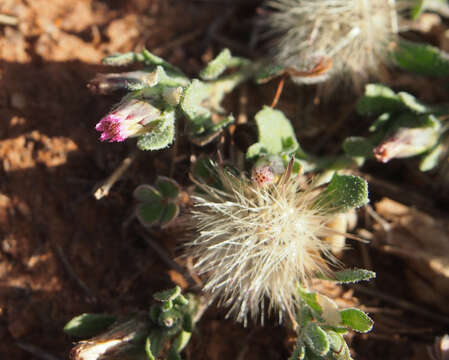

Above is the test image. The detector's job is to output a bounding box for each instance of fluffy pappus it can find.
[186,165,345,324]
[262,0,407,87]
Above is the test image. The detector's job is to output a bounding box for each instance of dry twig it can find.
[93,149,139,200]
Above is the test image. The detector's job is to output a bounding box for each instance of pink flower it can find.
[95,99,161,142]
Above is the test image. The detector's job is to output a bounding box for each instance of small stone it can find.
[10,92,25,110]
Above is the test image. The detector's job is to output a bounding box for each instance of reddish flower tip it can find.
[95,115,125,142]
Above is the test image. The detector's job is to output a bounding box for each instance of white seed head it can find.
[186,166,343,324]
[263,0,407,86]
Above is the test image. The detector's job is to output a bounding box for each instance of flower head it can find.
[95,99,162,142]
[187,164,345,324]
[263,0,407,86]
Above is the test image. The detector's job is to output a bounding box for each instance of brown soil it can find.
[0,1,447,360]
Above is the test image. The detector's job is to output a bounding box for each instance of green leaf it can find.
[297,305,313,328]
[180,79,211,132]
[182,313,193,332]
[369,112,392,132]
[320,269,376,283]
[328,335,353,360]
[327,330,344,354]
[134,185,162,203]
[63,313,116,338]
[304,346,326,360]
[340,308,373,333]
[162,300,174,312]
[304,323,330,356]
[140,66,189,88]
[200,48,232,80]
[297,288,322,315]
[288,342,305,360]
[410,0,425,19]
[392,39,449,77]
[135,201,165,227]
[160,203,180,227]
[317,174,369,212]
[149,304,161,324]
[343,137,374,158]
[141,49,185,76]
[246,106,298,158]
[394,113,440,129]
[148,329,165,357]
[145,336,156,360]
[174,294,189,307]
[168,348,182,360]
[397,92,429,114]
[102,52,144,66]
[357,84,404,115]
[246,143,266,159]
[137,119,175,151]
[154,286,182,302]
[320,325,348,335]
[254,63,285,84]
[155,177,180,199]
[172,330,192,352]
[420,142,444,171]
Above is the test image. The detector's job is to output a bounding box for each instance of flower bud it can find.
[251,155,285,186]
[88,71,153,95]
[95,99,162,142]
[374,126,439,163]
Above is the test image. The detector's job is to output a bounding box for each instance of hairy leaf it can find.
[247,106,298,158]
[340,308,373,333]
[200,48,232,80]
[317,174,369,212]
[304,323,330,356]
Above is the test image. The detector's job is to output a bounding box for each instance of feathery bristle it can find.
[263,0,407,86]
[186,166,345,324]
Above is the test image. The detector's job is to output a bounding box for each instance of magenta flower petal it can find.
[95,99,162,143]
[95,115,126,142]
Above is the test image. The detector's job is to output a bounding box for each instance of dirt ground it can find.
[0,1,448,359]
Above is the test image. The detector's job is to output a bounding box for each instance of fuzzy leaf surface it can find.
[340,308,373,333]
[137,121,175,151]
[322,269,377,283]
[298,288,322,315]
[304,323,330,356]
[246,106,298,158]
[200,48,232,80]
[318,174,369,212]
